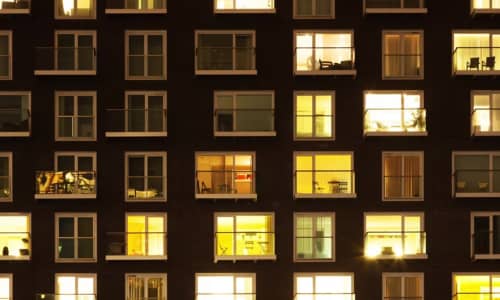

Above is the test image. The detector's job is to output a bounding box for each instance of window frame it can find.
[54,273,96,299]
[382,30,424,80]
[294,272,355,299]
[0,91,31,137]
[54,0,96,19]
[471,0,500,14]
[125,273,167,300]
[125,151,167,202]
[293,212,335,262]
[0,31,12,80]
[52,30,97,75]
[452,151,500,198]
[0,0,30,14]
[470,212,500,259]
[125,30,167,80]
[293,0,335,19]
[293,91,336,140]
[382,273,424,300]
[452,273,500,300]
[195,273,256,299]
[363,0,427,14]
[0,274,12,300]
[213,0,276,13]
[0,152,12,202]
[452,30,500,76]
[125,212,167,260]
[471,90,500,136]
[54,91,97,141]
[105,0,167,14]
[381,151,424,201]
[55,213,97,263]
[0,212,31,261]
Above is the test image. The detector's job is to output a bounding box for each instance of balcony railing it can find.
[294,293,355,300]
[0,232,30,258]
[106,108,167,137]
[383,54,423,78]
[215,108,275,134]
[453,169,500,195]
[295,235,334,260]
[384,175,423,199]
[364,231,426,258]
[106,232,167,259]
[295,170,355,196]
[35,47,97,75]
[383,298,423,300]
[0,108,30,135]
[453,47,499,74]
[127,175,165,199]
[472,230,500,257]
[364,108,427,135]
[106,0,166,11]
[196,46,256,73]
[196,170,256,198]
[0,0,30,12]
[453,293,500,300]
[472,108,500,135]
[295,46,356,74]
[365,0,424,8]
[215,231,275,258]
[35,171,96,198]
[36,294,96,300]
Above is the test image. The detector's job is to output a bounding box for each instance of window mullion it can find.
[74,97,79,138]
[145,95,149,132]
[144,156,148,199]
[490,216,494,255]
[232,35,236,70]
[490,95,494,132]
[145,216,150,255]
[74,217,79,259]
[144,35,148,77]
[233,216,237,256]
[74,35,79,70]
[401,216,406,255]
[233,95,237,131]
[312,95,317,137]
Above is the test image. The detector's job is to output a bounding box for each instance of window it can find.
[364,213,426,259]
[214,0,275,12]
[471,212,500,259]
[214,91,275,136]
[214,213,275,261]
[383,31,423,79]
[294,31,355,75]
[472,0,500,13]
[0,274,11,300]
[196,273,255,300]
[196,153,256,199]
[453,31,500,75]
[294,213,335,261]
[55,213,96,262]
[55,274,96,299]
[0,153,12,202]
[125,152,167,201]
[35,152,97,198]
[453,152,500,197]
[126,274,167,300]
[471,91,500,135]
[294,152,355,198]
[294,91,335,140]
[105,0,166,13]
[294,0,334,19]
[126,31,166,80]
[0,214,30,260]
[294,273,355,300]
[383,273,424,300]
[195,31,256,75]
[0,31,11,80]
[364,0,427,13]
[0,0,30,13]
[55,0,96,19]
[106,213,167,260]
[106,91,167,137]
[364,91,427,135]
[453,273,500,300]
[382,152,423,201]
[55,91,96,141]
[0,92,30,136]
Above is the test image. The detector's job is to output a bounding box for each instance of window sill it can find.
[472,131,500,136]
[195,70,257,76]
[34,70,96,76]
[0,132,30,137]
[471,8,500,14]
[364,8,428,14]
[35,193,97,199]
[196,193,257,200]
[473,254,500,260]
[364,131,427,136]
[294,70,357,76]
[294,136,335,141]
[0,9,30,14]
[214,254,276,262]
[126,198,167,202]
[383,197,424,202]
[214,131,276,137]
[106,131,167,137]
[295,193,357,199]
[454,70,500,76]
[293,15,335,19]
[455,192,500,198]
[365,254,428,260]
[55,258,97,263]
[214,9,276,14]
[105,8,167,14]
[294,258,335,263]
[105,255,167,261]
[0,256,30,261]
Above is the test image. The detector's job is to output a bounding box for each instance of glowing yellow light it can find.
[365,245,380,258]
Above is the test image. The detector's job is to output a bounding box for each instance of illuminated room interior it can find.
[126,215,165,256]
[196,154,253,194]
[0,215,29,258]
[296,94,333,138]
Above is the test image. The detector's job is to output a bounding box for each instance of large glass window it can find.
[106,0,166,11]
[55,31,96,71]
[0,92,30,136]
[126,214,166,257]
[295,92,334,139]
[0,214,30,259]
[0,31,11,80]
[453,152,500,196]
[472,91,500,135]
[383,273,424,300]
[0,0,30,12]
[126,152,166,201]
[364,0,426,12]
[196,274,255,300]
[295,213,335,261]
[294,0,334,18]
[294,273,354,300]
[472,213,500,259]
[56,214,96,262]
[126,31,166,80]
[215,0,274,12]
[126,274,166,300]
[383,31,423,79]
[472,0,500,11]
[453,274,500,300]
[55,92,96,140]
[214,213,275,261]
[55,274,96,299]
[383,152,423,200]
[55,0,96,18]
[0,153,12,201]
[453,32,500,73]
[0,274,11,300]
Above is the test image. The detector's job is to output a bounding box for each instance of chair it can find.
[319,59,334,70]
[478,182,489,191]
[467,57,480,71]
[482,56,495,70]
[456,181,466,191]
[201,181,212,193]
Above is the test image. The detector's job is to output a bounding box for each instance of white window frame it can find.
[382,273,424,300]
[0,91,31,137]
[363,0,427,14]
[470,212,500,259]
[471,0,500,14]
[213,0,275,13]
[0,212,31,261]
[125,31,167,80]
[0,152,12,202]
[0,31,12,80]
[293,0,335,19]
[382,151,424,201]
[125,273,167,300]
[452,151,500,198]
[382,30,424,80]
[294,273,355,299]
[0,0,30,14]
[471,90,500,136]
[55,91,97,141]
[452,273,500,300]
[452,30,500,76]
[125,151,167,202]
[105,0,167,14]
[294,212,335,262]
[293,91,335,140]
[195,30,257,75]
[54,273,96,299]
[55,213,97,263]
[0,274,12,300]
[213,90,275,137]
[54,0,96,19]
[195,273,255,299]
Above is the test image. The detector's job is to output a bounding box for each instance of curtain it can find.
[403,34,420,76]
[384,156,402,198]
[128,277,144,300]
[404,155,421,197]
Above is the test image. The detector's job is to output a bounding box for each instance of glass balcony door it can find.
[56,33,94,71]
[127,93,165,132]
[127,274,166,300]
[472,93,500,133]
[296,215,334,260]
[126,215,165,256]
[384,32,422,78]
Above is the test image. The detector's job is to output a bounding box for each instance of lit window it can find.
[214,91,275,136]
[0,274,11,300]
[195,31,256,75]
[105,0,166,13]
[383,31,423,79]
[55,274,96,299]
[364,0,427,13]
[453,32,500,75]
[453,273,500,300]
[0,214,30,260]
[472,0,500,12]
[294,31,355,75]
[0,0,30,13]
[196,273,255,299]
[382,152,423,201]
[294,152,355,198]
[294,213,335,261]
[126,274,167,300]
[0,31,11,80]
[294,273,354,300]
[471,212,500,259]
[55,213,96,262]
[453,152,500,197]
[126,31,167,80]
[294,0,334,18]
[214,213,275,261]
[364,213,426,259]
[214,0,275,12]
[55,91,96,141]
[195,153,256,199]
[106,91,167,137]
[383,273,424,300]
[125,152,167,201]
[364,91,426,135]
[0,92,30,137]
[55,0,96,18]
[471,91,500,135]
[294,91,335,139]
[0,153,12,201]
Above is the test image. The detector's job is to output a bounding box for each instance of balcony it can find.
[34,47,97,76]
[215,108,275,137]
[0,108,30,137]
[214,231,275,262]
[105,108,167,137]
[294,293,355,300]
[364,0,427,13]
[195,170,256,199]
[364,108,427,136]
[0,232,30,260]
[453,47,499,76]
[36,294,96,300]
[105,232,167,261]
[295,170,356,198]
[471,0,500,14]
[384,175,423,200]
[0,0,30,13]
[472,230,500,259]
[364,231,427,259]
[105,0,166,14]
[195,46,256,75]
[383,54,423,79]
[295,47,356,76]
[35,171,96,199]
[453,293,500,300]
[472,108,500,136]
[453,170,500,197]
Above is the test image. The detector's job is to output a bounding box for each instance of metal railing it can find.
[196,170,255,194]
[364,108,426,133]
[106,108,167,133]
[0,0,30,10]
[196,46,255,71]
[215,231,275,256]
[471,230,500,256]
[215,108,274,132]
[294,293,355,300]
[384,175,423,198]
[35,294,96,300]
[472,108,500,134]
[106,0,166,10]
[35,170,96,195]
[453,292,500,300]
[0,232,30,257]
[365,0,425,9]
[383,54,423,77]
[295,235,334,259]
[364,231,426,256]
[35,47,96,72]
[106,232,167,256]
[452,47,499,72]
[127,175,165,199]
[295,47,355,71]
[453,169,500,194]
[295,170,355,194]
[0,108,30,132]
